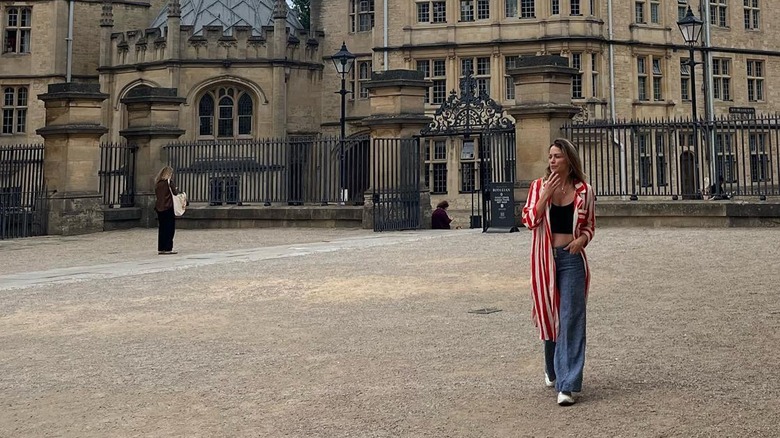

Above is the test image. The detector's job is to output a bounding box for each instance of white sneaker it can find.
[545,373,556,388]
[557,391,575,406]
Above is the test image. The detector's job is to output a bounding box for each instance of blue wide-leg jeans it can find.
[544,246,587,393]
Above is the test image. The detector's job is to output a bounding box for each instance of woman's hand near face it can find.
[542,173,561,200]
[564,235,587,254]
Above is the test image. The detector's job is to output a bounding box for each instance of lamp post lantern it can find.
[677,6,705,198]
[331,42,356,204]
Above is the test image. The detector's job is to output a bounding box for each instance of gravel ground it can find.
[0,227,779,437]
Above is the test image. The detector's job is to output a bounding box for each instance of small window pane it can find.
[20,8,31,26]
[434,140,447,160]
[238,94,252,116]
[16,108,26,132]
[7,9,18,27]
[199,95,214,136]
[17,87,27,106]
[3,88,14,106]
[2,109,13,134]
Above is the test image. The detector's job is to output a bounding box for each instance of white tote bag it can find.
[169,180,187,217]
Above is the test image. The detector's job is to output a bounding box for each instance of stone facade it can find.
[316,0,780,206]
[0,0,167,144]
[3,0,780,233]
[320,1,780,123]
[3,1,779,144]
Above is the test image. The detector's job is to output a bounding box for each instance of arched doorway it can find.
[679,150,697,199]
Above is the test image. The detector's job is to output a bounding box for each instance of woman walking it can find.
[155,166,179,255]
[521,138,596,406]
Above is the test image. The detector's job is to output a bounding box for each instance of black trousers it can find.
[157,207,176,251]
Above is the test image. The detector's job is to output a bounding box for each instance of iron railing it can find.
[99,142,138,207]
[563,115,780,199]
[163,136,371,205]
[0,143,47,239]
[372,138,421,231]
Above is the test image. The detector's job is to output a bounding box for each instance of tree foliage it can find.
[291,0,310,30]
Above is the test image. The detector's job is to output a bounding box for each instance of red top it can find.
[521,178,596,341]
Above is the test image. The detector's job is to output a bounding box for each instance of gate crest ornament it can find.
[420,70,515,136]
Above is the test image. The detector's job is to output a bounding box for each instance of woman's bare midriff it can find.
[552,233,574,248]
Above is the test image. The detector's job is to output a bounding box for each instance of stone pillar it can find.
[99,0,113,67]
[361,70,432,229]
[37,83,109,235]
[119,86,185,227]
[309,0,319,36]
[271,0,288,138]
[507,55,580,203]
[165,0,183,89]
[166,0,182,60]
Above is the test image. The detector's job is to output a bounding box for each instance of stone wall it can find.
[0,0,161,145]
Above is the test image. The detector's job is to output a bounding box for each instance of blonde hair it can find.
[545,138,587,184]
[155,165,174,183]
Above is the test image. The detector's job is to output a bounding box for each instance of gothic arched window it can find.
[198,86,254,138]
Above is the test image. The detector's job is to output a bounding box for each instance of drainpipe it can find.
[607,0,616,121]
[383,0,388,70]
[606,0,626,195]
[700,0,717,190]
[66,0,75,82]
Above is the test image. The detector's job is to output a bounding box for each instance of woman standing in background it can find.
[154,166,179,255]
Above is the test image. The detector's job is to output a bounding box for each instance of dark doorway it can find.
[344,135,370,205]
[679,150,697,199]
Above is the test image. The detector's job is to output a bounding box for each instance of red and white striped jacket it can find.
[521,177,596,341]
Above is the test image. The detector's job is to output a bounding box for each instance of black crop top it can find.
[549,201,574,234]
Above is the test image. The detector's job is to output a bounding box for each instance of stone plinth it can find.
[507,56,580,203]
[37,83,109,236]
[361,70,432,229]
[120,86,186,227]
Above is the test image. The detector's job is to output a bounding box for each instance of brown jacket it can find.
[155,179,179,212]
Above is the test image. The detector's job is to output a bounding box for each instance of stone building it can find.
[1,0,317,145]
[1,0,780,213]
[315,0,780,206]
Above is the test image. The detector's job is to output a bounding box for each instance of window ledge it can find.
[632,100,674,107]
[629,23,668,30]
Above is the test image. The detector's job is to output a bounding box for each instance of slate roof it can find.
[150,0,303,36]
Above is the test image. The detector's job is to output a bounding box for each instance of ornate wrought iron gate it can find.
[372,138,421,232]
[418,70,517,231]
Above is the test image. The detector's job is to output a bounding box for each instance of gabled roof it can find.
[151,0,303,36]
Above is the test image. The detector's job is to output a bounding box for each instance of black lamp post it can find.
[331,42,356,204]
[677,6,704,198]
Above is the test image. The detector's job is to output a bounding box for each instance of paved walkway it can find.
[1,226,779,437]
[0,230,459,290]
